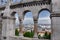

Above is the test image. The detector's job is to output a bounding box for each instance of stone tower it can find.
[0,0,60,40]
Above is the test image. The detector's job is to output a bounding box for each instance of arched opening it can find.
[23,11,34,34]
[38,9,51,39]
[11,12,20,27]
[23,10,31,18]
[14,13,20,28]
[11,12,20,36]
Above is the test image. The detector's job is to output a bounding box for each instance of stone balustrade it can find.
[9,36,50,40]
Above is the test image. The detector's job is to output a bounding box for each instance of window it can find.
[38,9,51,39]
[23,11,34,31]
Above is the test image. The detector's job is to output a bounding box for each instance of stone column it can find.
[34,20,38,38]
[2,18,8,40]
[9,18,15,36]
[51,17,60,40]
[2,17,15,40]
[19,19,23,37]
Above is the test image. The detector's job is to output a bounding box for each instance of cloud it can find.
[38,17,51,24]
[23,18,34,25]
[15,19,20,26]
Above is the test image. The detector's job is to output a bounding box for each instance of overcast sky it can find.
[23,12,34,25]
[15,13,20,26]
[15,10,51,26]
[38,10,51,24]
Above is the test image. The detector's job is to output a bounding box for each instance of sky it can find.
[0,0,21,5]
[39,10,50,18]
[15,13,20,26]
[24,12,33,18]
[15,10,51,26]
[0,0,7,5]
[23,12,34,25]
[38,10,51,24]
[13,0,21,3]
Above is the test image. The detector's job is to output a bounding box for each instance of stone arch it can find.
[10,10,20,19]
[38,8,51,18]
[38,8,51,25]
[38,8,51,14]
[23,10,34,24]
[10,11,21,36]
[22,10,34,32]
[11,11,17,16]
[11,11,20,19]
[11,11,20,27]
[23,10,31,18]
[37,8,51,39]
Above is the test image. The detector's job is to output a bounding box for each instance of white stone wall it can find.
[52,0,60,13]
[2,19,15,40]
[10,4,51,19]
[51,17,60,40]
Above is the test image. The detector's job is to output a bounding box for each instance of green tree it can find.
[23,30,34,38]
[43,32,51,39]
[15,28,19,36]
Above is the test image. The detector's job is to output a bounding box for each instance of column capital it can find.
[1,16,16,20]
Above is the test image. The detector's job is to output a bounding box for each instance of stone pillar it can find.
[34,20,38,38]
[2,17,15,40]
[51,17,60,40]
[19,19,23,37]
[9,18,15,36]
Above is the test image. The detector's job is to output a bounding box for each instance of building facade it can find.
[0,0,60,40]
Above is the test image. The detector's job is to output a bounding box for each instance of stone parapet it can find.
[9,36,50,40]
